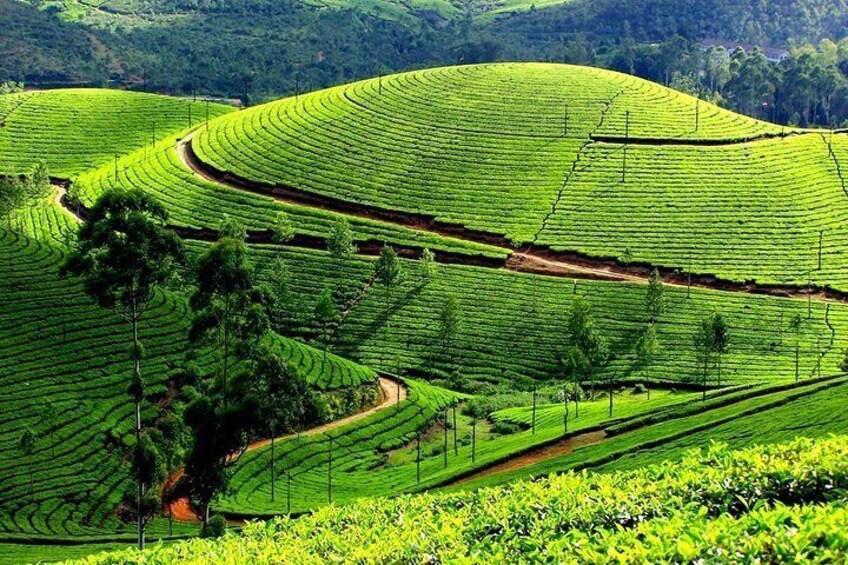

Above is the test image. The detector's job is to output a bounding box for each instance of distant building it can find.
[699,39,789,63]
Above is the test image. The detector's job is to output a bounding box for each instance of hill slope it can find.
[64,436,848,564]
[188,63,848,289]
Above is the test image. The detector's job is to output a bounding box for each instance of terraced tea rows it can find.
[237,243,846,389]
[68,436,848,564]
[192,64,782,246]
[537,133,848,288]
[72,135,508,260]
[0,218,195,539]
[452,374,848,491]
[0,200,380,542]
[183,63,848,291]
[0,89,233,177]
[217,379,459,516]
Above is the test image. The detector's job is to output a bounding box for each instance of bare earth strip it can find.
[166,376,406,522]
[173,136,848,304]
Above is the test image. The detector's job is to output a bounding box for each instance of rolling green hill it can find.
[189,63,848,289]
[4,66,848,563]
[0,89,233,177]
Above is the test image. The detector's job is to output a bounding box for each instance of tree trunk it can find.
[271,434,276,502]
[573,379,579,418]
[222,298,230,406]
[608,380,613,417]
[132,300,145,551]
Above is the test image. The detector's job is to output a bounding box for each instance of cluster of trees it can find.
[9,0,848,128]
[601,37,848,127]
[0,163,52,225]
[60,190,321,544]
[57,189,459,544]
[559,269,731,421]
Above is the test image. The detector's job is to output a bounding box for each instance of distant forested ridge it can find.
[4,0,848,126]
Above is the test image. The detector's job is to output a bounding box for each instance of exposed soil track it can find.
[165,376,406,522]
[451,430,607,486]
[171,138,848,304]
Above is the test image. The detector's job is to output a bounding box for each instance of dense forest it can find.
[4,0,848,126]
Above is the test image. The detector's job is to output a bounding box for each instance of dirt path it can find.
[166,376,406,522]
[174,135,848,303]
[54,184,82,223]
[449,430,607,487]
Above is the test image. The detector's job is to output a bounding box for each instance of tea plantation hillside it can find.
[188,63,848,290]
[239,244,846,389]
[4,67,848,563]
[0,89,233,177]
[0,197,383,547]
[66,436,848,564]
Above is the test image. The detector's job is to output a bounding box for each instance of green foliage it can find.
[313,287,339,355]
[199,515,226,540]
[271,211,294,244]
[68,436,848,564]
[62,188,184,315]
[645,268,663,322]
[418,248,436,282]
[189,235,271,399]
[327,218,356,260]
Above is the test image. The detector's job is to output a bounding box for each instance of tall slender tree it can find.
[790,314,803,382]
[645,268,664,323]
[189,227,270,405]
[636,323,660,399]
[249,346,318,503]
[62,188,184,550]
[374,245,402,320]
[693,314,715,400]
[18,429,36,503]
[314,287,339,367]
[711,313,729,388]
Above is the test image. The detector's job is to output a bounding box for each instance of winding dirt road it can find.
[166,376,406,522]
[172,135,848,303]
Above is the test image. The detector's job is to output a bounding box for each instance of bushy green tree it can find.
[435,295,461,376]
[636,323,660,399]
[566,297,609,399]
[189,232,271,405]
[418,249,436,283]
[645,268,664,323]
[271,211,294,244]
[314,287,339,366]
[248,345,319,502]
[61,188,184,549]
[18,429,36,503]
[374,244,402,318]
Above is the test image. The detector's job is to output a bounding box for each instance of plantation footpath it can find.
[167,375,407,522]
[187,63,848,291]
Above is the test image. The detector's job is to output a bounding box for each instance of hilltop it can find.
[3,66,848,562]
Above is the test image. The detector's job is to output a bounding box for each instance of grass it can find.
[0,89,233,177]
[449,375,848,491]
[61,436,848,564]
